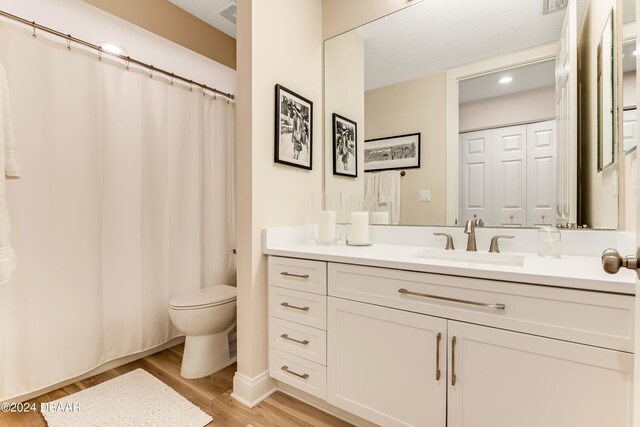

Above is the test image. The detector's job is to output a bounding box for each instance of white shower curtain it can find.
[0,24,235,400]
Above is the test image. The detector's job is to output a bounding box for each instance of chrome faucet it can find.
[464,219,477,252]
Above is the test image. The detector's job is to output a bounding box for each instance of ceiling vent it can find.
[543,0,568,14]
[217,1,237,24]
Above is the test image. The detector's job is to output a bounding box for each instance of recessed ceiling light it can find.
[97,42,128,56]
[499,76,513,84]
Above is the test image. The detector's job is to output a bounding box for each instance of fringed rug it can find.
[41,368,212,427]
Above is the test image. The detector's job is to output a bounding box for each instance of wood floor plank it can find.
[1,344,352,427]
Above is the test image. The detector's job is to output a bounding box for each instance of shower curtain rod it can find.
[0,9,235,101]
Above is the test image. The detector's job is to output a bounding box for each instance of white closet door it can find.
[493,126,527,227]
[527,120,557,227]
[461,131,493,225]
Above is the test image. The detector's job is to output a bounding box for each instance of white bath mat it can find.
[41,368,212,427]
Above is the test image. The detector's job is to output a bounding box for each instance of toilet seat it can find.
[170,285,237,310]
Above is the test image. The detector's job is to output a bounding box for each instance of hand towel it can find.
[378,171,401,224]
[0,62,20,285]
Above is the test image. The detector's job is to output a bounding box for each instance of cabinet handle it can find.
[281,365,309,379]
[398,288,506,310]
[451,336,457,386]
[281,334,309,345]
[280,272,310,279]
[280,302,310,311]
[435,332,442,381]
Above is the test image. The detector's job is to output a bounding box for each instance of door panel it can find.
[461,131,493,225]
[493,126,527,227]
[527,120,557,227]
[447,321,632,427]
[327,297,447,427]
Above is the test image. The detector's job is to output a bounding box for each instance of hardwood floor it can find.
[0,344,352,426]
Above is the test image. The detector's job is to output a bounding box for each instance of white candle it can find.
[318,210,336,242]
[350,211,370,244]
[371,211,390,225]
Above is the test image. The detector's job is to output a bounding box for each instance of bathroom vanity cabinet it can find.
[267,256,634,427]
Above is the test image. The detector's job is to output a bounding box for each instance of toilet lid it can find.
[169,285,237,309]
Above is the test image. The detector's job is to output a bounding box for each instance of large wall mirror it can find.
[324,0,634,231]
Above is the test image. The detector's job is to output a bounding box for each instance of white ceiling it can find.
[357,0,586,91]
[168,0,237,38]
[459,60,556,104]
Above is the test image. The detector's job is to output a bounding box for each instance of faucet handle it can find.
[489,235,514,253]
[433,233,455,250]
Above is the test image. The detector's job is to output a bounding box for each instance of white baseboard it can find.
[2,336,185,404]
[275,381,377,427]
[231,370,276,408]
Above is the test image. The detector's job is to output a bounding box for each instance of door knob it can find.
[601,248,640,278]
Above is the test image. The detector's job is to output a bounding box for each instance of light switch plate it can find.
[419,189,431,202]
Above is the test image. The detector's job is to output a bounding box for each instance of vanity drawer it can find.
[269,347,327,400]
[269,317,327,365]
[268,256,327,295]
[269,286,327,330]
[328,263,635,352]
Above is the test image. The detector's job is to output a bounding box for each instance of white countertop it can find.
[263,226,637,295]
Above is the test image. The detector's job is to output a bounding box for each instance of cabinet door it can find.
[327,297,447,427]
[447,321,633,427]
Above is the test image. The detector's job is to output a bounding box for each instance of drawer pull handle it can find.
[281,334,309,345]
[451,336,457,386]
[280,272,310,279]
[398,288,506,310]
[281,365,309,379]
[435,332,441,381]
[281,302,310,311]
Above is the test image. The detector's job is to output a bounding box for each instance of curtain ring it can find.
[202,85,207,96]
[32,21,36,38]
[66,34,71,50]
[170,73,174,86]
[213,93,217,100]
[125,56,130,71]
[149,66,154,79]
[189,80,193,92]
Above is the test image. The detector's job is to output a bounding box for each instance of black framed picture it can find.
[274,84,313,170]
[332,113,358,177]
[364,133,421,172]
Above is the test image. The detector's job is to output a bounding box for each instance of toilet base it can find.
[180,324,236,379]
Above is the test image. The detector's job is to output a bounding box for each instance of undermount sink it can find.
[409,248,525,267]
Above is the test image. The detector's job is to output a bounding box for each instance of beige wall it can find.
[322,0,422,40]
[82,0,236,69]
[235,0,323,383]
[578,0,619,229]
[365,72,447,225]
[459,86,556,133]
[324,31,365,203]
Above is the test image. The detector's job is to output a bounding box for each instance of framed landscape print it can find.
[332,113,358,177]
[275,84,313,170]
[364,133,421,172]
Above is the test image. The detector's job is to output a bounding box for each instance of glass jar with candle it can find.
[345,197,372,246]
[311,191,342,245]
[537,226,561,257]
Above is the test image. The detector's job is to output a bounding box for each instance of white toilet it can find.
[169,285,237,379]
